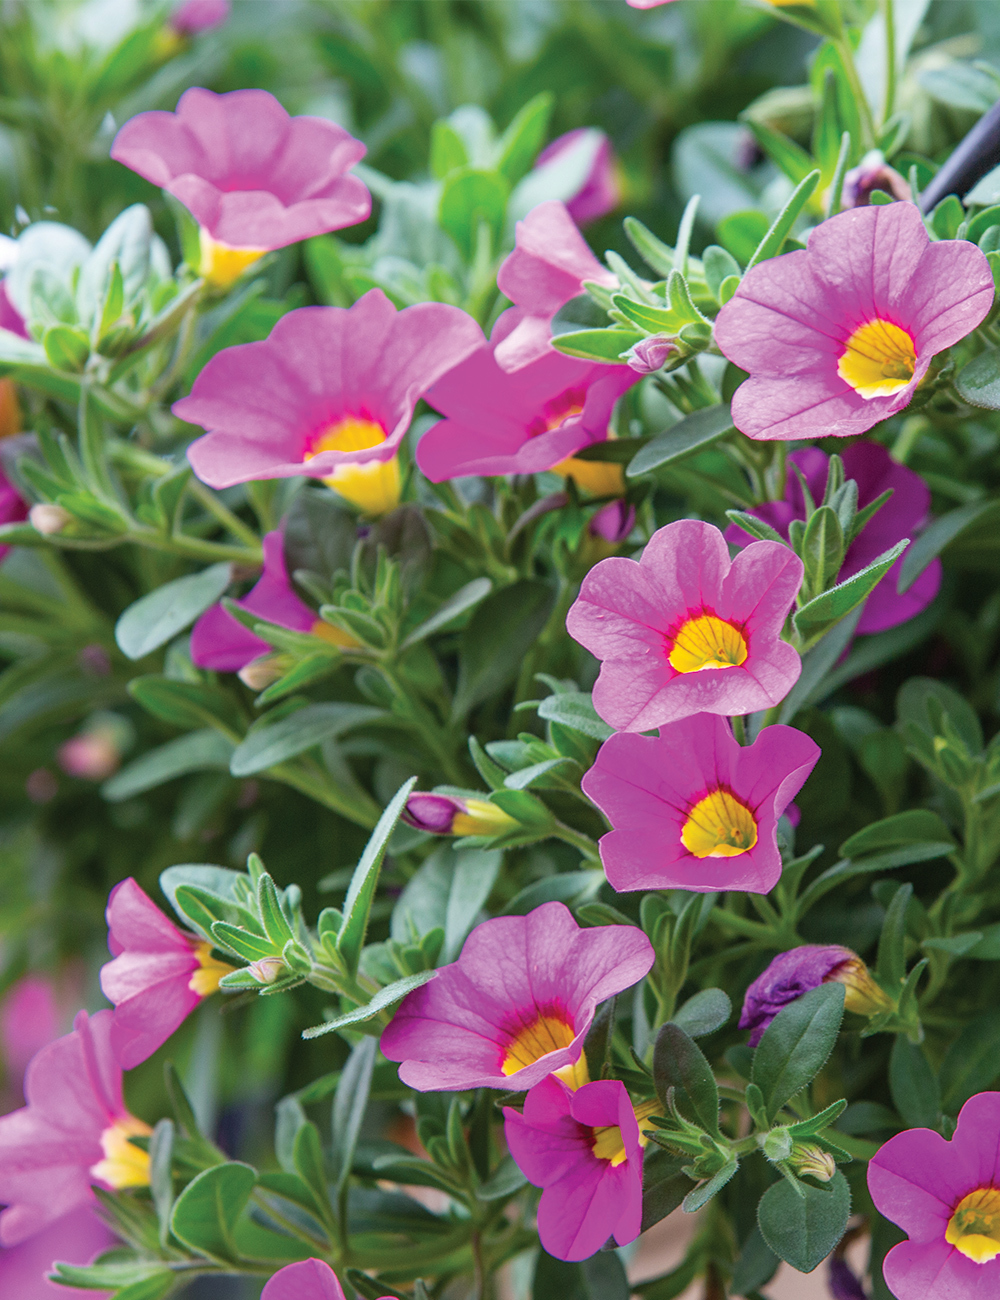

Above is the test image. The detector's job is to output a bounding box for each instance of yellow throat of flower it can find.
[91,1115,153,1190]
[188,940,232,997]
[591,1099,660,1166]
[502,1012,585,1084]
[947,1187,1000,1264]
[669,614,748,674]
[306,417,401,516]
[838,319,916,400]
[197,229,266,290]
[682,788,758,859]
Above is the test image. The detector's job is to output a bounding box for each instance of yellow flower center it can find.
[91,1115,153,1190]
[502,1013,579,1080]
[838,319,916,400]
[681,789,758,858]
[188,940,232,997]
[591,1100,659,1166]
[669,614,748,674]
[306,418,401,516]
[947,1187,1000,1264]
[553,455,625,498]
[197,229,266,290]
[451,798,519,838]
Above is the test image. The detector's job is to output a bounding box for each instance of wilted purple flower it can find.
[627,336,675,375]
[842,150,912,209]
[739,945,890,1046]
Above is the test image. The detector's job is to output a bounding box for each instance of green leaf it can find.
[211,920,278,962]
[793,540,908,640]
[840,810,956,858]
[747,169,821,271]
[430,120,470,178]
[627,404,735,477]
[702,245,742,302]
[537,691,613,741]
[758,1169,851,1273]
[169,1161,256,1261]
[452,579,555,720]
[682,1158,739,1213]
[292,1120,338,1239]
[42,323,89,371]
[444,848,502,961]
[743,119,816,186]
[550,325,643,363]
[897,676,984,753]
[752,983,845,1122]
[439,167,509,259]
[897,500,999,593]
[876,883,912,992]
[258,873,294,948]
[128,675,237,732]
[500,871,603,916]
[640,1150,694,1233]
[102,729,234,801]
[653,1023,720,1136]
[229,702,384,776]
[800,504,844,601]
[331,1036,377,1191]
[718,209,771,266]
[337,778,417,977]
[303,970,437,1038]
[940,1011,1000,1112]
[889,1036,940,1129]
[476,1153,529,1200]
[731,1226,780,1296]
[671,988,731,1038]
[495,92,554,186]
[956,346,1000,410]
[533,1249,630,1300]
[50,1263,176,1296]
[624,216,675,277]
[115,564,233,661]
[401,577,492,648]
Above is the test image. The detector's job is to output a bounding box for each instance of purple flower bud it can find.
[627,335,675,375]
[828,1256,868,1300]
[402,792,461,834]
[739,945,889,1046]
[842,150,912,209]
[589,500,636,543]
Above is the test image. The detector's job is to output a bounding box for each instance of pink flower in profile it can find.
[262,1259,398,1300]
[417,320,636,485]
[493,200,617,371]
[582,714,820,894]
[168,0,230,34]
[0,1204,113,1299]
[714,203,994,441]
[868,1091,1000,1298]
[567,519,803,732]
[175,292,483,489]
[534,130,621,226]
[380,901,653,1092]
[504,1075,646,1262]
[100,879,231,1069]
[0,1010,151,1245]
[727,441,941,635]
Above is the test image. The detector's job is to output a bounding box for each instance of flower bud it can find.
[589,500,636,544]
[740,944,890,1045]
[842,150,912,209]
[30,504,72,535]
[788,1141,837,1183]
[759,1126,793,1162]
[627,336,676,375]
[402,792,518,837]
[533,129,621,226]
[237,654,285,692]
[58,730,121,781]
[247,957,286,985]
[169,0,230,35]
[830,953,893,1017]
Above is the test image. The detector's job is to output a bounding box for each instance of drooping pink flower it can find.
[175,292,483,488]
[380,901,653,1092]
[567,519,803,732]
[100,879,231,1070]
[0,1205,113,1299]
[534,130,621,226]
[739,945,890,1046]
[0,1010,151,1245]
[504,1075,646,1262]
[262,1259,398,1300]
[493,200,617,371]
[868,1091,1000,1297]
[727,442,941,635]
[581,714,820,894]
[168,0,230,35]
[714,202,994,441]
[416,318,637,484]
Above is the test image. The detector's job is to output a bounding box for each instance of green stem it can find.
[836,34,877,151]
[187,479,262,550]
[552,820,602,863]
[881,0,897,127]
[131,527,263,566]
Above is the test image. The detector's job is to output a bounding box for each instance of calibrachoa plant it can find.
[4,2,1000,1299]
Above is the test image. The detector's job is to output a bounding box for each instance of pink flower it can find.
[493,200,617,371]
[416,320,637,484]
[0,1010,151,1245]
[380,901,653,1092]
[628,0,675,7]
[168,0,230,35]
[567,519,803,732]
[0,1205,113,1299]
[581,714,820,894]
[714,203,994,441]
[504,1075,646,1262]
[1,979,59,1089]
[534,130,621,226]
[174,291,483,489]
[0,466,30,561]
[868,1091,1000,1297]
[726,442,941,635]
[57,729,121,782]
[100,879,231,1069]
[262,1259,398,1300]
[0,282,28,340]
[589,500,635,544]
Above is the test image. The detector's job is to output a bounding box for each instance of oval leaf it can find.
[115,562,233,661]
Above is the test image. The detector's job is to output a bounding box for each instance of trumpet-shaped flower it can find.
[175,291,483,489]
[417,320,636,485]
[0,1011,150,1245]
[504,1075,647,1262]
[739,945,890,1046]
[262,1259,398,1300]
[493,200,617,371]
[582,714,820,894]
[0,1204,113,1299]
[726,441,940,634]
[111,89,369,286]
[714,203,994,440]
[533,131,620,227]
[868,1090,1000,1298]
[567,519,803,732]
[100,879,231,1069]
[380,901,653,1092]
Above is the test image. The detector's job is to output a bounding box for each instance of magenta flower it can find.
[416,322,636,483]
[727,442,940,635]
[111,88,369,260]
[627,0,675,7]
[842,150,912,209]
[715,203,994,441]
[175,292,483,489]
[739,945,890,1046]
[868,1091,1000,1297]
[582,714,820,894]
[0,1010,150,1245]
[534,130,621,227]
[380,901,653,1092]
[589,500,636,544]
[262,1259,398,1300]
[567,519,803,732]
[0,467,29,561]
[1,978,60,1089]
[168,0,230,34]
[504,1075,645,1262]
[0,1204,113,1299]
[493,200,617,371]
[0,282,27,340]
[100,879,231,1069]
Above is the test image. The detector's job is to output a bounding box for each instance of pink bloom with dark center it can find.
[110,88,370,252]
[868,1091,1000,1297]
[262,1258,398,1300]
[726,441,941,635]
[380,901,653,1092]
[504,1075,644,1262]
[175,292,484,488]
[534,130,621,226]
[567,519,803,732]
[714,203,994,441]
[168,0,230,35]
[493,200,617,371]
[738,944,888,1046]
[582,714,820,894]
[100,879,230,1069]
[0,1010,150,1245]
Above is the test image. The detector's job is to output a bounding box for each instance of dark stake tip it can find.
[920,98,1000,213]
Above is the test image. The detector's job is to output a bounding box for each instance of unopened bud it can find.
[402,792,518,837]
[238,654,284,691]
[247,957,285,985]
[759,1126,793,1163]
[58,730,121,781]
[589,500,635,544]
[789,1141,837,1183]
[627,336,675,375]
[829,954,893,1016]
[30,504,71,535]
[842,150,912,209]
